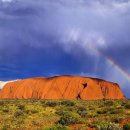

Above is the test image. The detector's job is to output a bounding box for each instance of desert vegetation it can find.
[0,99,130,130]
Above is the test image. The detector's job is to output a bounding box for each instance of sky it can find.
[0,0,130,98]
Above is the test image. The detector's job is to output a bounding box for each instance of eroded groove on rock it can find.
[83,83,87,88]
[76,94,81,100]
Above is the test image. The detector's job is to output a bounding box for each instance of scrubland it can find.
[0,99,130,130]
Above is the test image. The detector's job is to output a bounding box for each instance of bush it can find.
[77,110,88,118]
[2,108,9,113]
[0,101,4,106]
[40,100,46,104]
[24,109,30,114]
[77,106,86,111]
[114,118,123,123]
[45,101,57,107]
[1,125,9,130]
[17,104,25,110]
[32,120,40,126]
[77,107,88,118]
[88,113,98,118]
[104,101,115,106]
[97,109,107,114]
[61,100,75,107]
[121,102,126,107]
[44,124,69,130]
[58,111,80,126]
[123,123,130,130]
[31,109,39,114]
[14,111,24,117]
[125,104,130,109]
[31,99,38,102]
[110,109,123,114]
[96,122,123,130]
[59,116,77,126]
[55,110,66,116]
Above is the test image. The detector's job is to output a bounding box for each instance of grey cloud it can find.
[0,0,129,60]
[0,0,130,97]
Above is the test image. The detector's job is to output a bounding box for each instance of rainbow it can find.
[90,45,130,82]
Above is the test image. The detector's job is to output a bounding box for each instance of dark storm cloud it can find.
[0,0,130,97]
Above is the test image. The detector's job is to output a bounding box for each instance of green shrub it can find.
[104,101,115,106]
[123,123,130,130]
[32,120,40,126]
[1,125,9,130]
[45,101,57,107]
[77,107,88,118]
[31,109,39,114]
[44,124,69,130]
[77,106,86,111]
[2,108,9,113]
[17,104,25,110]
[125,104,130,109]
[31,99,38,102]
[58,116,77,126]
[14,110,24,117]
[105,107,114,112]
[97,109,107,114]
[88,113,98,118]
[0,101,4,106]
[96,122,123,130]
[61,100,75,107]
[58,111,80,126]
[89,107,94,110]
[121,102,126,107]
[55,109,66,116]
[40,100,46,104]
[24,109,30,114]
[77,110,88,118]
[114,118,123,123]
[110,109,123,114]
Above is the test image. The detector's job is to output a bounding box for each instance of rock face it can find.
[0,76,126,100]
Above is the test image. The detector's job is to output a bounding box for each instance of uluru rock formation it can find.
[0,76,126,100]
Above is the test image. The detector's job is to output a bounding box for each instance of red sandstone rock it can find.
[0,76,126,100]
